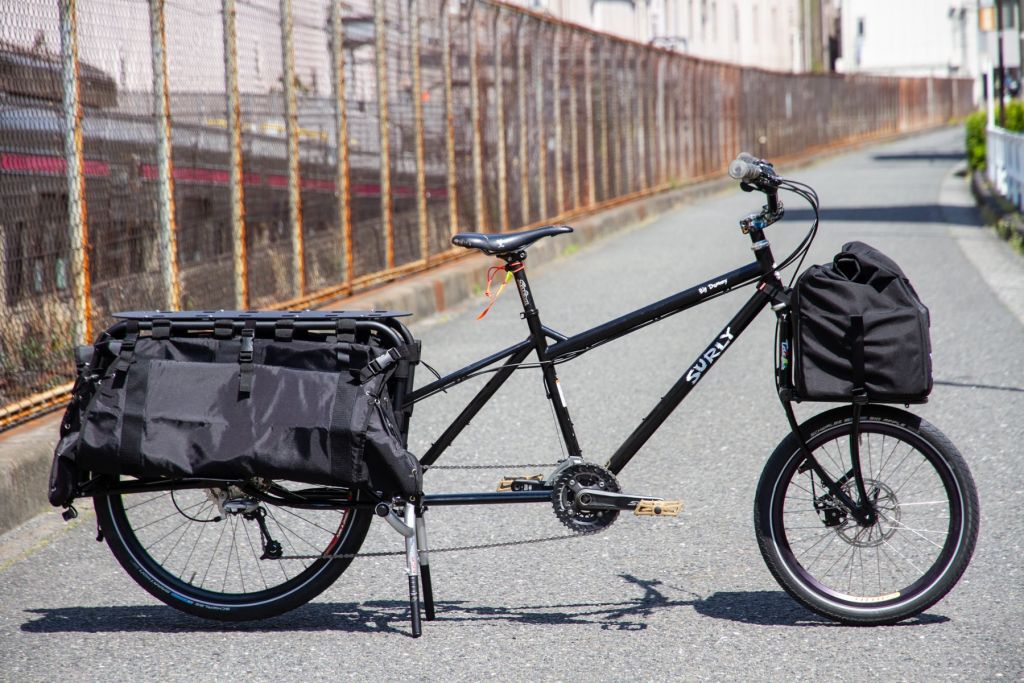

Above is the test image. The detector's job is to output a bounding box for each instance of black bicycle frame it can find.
[406,240,781,495]
[87,225,869,520]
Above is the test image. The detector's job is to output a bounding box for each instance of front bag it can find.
[790,241,932,403]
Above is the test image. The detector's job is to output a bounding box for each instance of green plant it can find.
[971,101,1024,171]
[965,110,987,171]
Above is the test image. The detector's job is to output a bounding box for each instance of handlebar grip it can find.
[728,159,762,182]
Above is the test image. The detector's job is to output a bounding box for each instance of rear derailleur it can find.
[208,489,283,559]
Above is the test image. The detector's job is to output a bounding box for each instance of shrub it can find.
[968,101,1024,171]
[965,110,987,170]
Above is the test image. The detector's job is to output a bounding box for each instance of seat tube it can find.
[510,260,584,459]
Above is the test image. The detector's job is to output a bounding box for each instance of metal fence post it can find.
[149,0,181,311]
[552,25,564,215]
[411,0,430,259]
[441,0,458,236]
[281,0,305,295]
[583,36,595,206]
[598,40,609,201]
[623,46,634,192]
[223,0,248,309]
[534,21,547,218]
[493,8,509,231]
[516,15,529,223]
[58,0,91,344]
[636,49,648,190]
[468,1,485,230]
[568,31,580,211]
[330,0,354,285]
[667,59,678,182]
[656,53,666,185]
[374,0,394,268]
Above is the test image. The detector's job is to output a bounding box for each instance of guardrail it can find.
[0,0,975,430]
[987,123,1024,206]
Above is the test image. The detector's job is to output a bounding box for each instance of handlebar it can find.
[728,152,777,183]
[728,158,763,182]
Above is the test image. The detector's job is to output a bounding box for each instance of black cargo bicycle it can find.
[53,155,979,637]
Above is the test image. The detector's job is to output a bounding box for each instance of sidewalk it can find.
[0,173,736,536]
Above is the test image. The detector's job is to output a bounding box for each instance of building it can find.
[834,0,980,79]
[510,0,835,73]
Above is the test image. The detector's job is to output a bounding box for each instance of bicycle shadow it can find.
[19,575,947,636]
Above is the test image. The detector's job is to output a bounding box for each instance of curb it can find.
[0,414,61,536]
[969,169,1024,250]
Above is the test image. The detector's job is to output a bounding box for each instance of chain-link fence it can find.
[0,0,975,427]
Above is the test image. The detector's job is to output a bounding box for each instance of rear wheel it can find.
[94,479,372,621]
[754,406,978,625]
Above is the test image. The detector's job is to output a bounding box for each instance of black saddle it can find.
[452,225,573,256]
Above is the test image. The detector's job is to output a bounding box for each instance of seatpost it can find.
[506,251,585,459]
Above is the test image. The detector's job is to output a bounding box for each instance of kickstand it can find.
[403,502,423,637]
[416,506,436,621]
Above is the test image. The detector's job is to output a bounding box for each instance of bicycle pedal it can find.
[633,499,683,517]
[497,475,544,492]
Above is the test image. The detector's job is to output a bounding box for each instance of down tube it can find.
[605,289,773,475]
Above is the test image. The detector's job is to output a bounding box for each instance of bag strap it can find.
[151,318,172,339]
[111,320,140,381]
[274,319,295,341]
[238,320,256,396]
[849,314,868,402]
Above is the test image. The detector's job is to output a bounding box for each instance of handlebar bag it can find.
[48,316,422,507]
[791,241,932,403]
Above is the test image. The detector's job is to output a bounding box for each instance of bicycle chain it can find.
[423,463,559,471]
[280,461,586,560]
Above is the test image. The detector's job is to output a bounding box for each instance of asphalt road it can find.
[2,127,1022,681]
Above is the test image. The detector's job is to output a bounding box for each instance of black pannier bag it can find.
[790,241,932,403]
[49,311,422,507]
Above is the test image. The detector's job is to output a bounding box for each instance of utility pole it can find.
[1018,0,1024,97]
[998,0,1007,125]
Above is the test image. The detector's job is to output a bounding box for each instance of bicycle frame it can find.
[408,236,787,508]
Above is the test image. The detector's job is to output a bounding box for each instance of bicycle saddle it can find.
[452,225,573,256]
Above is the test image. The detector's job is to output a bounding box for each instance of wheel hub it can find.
[834,479,900,547]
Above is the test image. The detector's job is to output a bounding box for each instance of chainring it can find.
[550,462,621,533]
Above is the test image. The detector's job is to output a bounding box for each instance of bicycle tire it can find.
[94,479,373,621]
[754,405,978,625]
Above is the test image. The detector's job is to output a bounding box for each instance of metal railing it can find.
[987,122,1024,207]
[0,0,975,429]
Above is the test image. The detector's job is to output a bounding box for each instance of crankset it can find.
[549,461,682,533]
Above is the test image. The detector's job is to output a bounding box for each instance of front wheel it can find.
[754,406,979,625]
[94,479,373,621]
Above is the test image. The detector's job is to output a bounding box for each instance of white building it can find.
[834,0,981,79]
[514,0,834,73]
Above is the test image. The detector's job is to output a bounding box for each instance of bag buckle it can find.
[239,328,255,363]
[368,348,402,375]
[358,347,403,382]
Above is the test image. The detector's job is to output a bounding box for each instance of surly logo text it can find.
[686,327,735,384]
